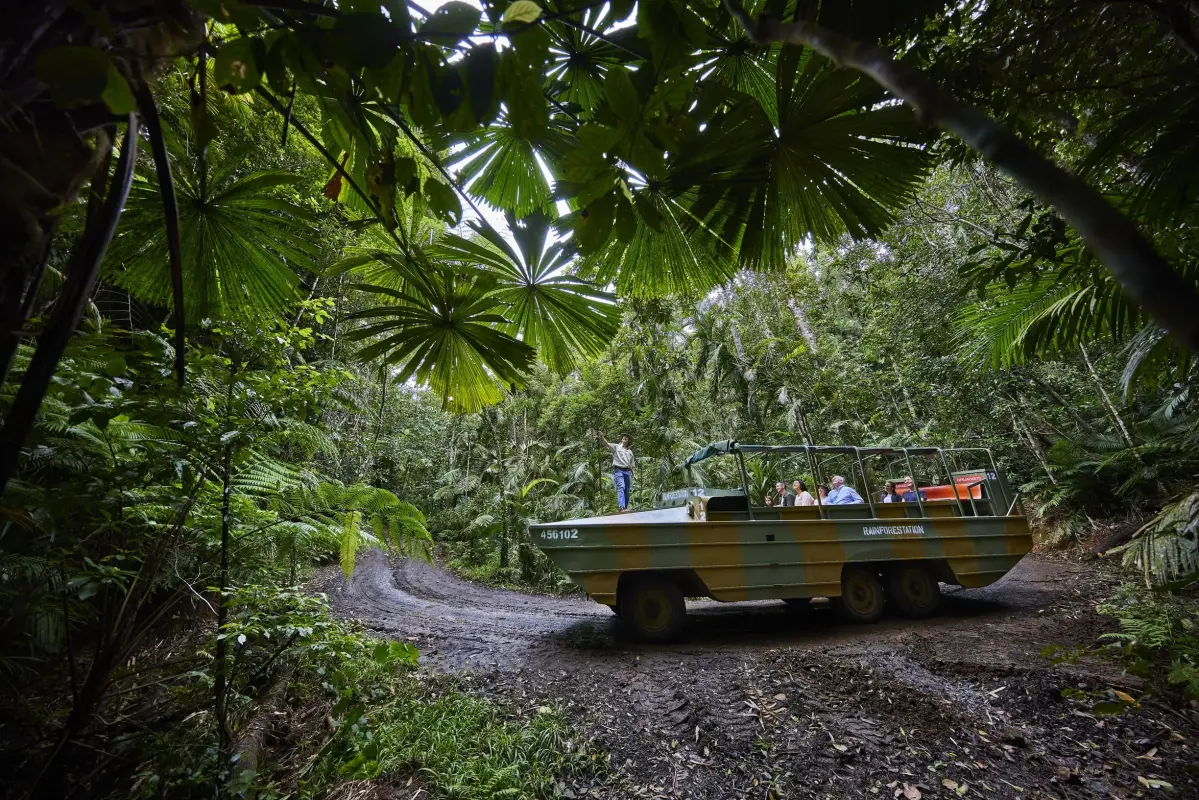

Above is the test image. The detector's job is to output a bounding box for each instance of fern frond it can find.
[1109,492,1199,585]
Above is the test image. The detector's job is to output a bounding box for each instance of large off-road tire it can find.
[887,564,942,619]
[619,575,687,643]
[833,566,885,624]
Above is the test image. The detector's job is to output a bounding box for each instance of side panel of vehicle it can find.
[530,516,1031,606]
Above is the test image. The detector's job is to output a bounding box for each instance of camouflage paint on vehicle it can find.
[528,443,1032,609]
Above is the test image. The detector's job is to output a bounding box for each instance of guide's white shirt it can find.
[609,443,635,469]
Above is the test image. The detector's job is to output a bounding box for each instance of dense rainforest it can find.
[1,0,1197,797]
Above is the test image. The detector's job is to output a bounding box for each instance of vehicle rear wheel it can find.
[887,564,941,618]
[834,566,885,624]
[619,575,686,642]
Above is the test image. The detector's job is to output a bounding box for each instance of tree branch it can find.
[723,0,1199,354]
[137,84,187,386]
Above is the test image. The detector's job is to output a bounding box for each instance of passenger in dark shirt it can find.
[901,476,927,503]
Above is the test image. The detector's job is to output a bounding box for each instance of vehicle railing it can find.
[684,441,1018,521]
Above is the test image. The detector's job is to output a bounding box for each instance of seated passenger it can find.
[881,480,903,503]
[775,481,796,506]
[817,484,830,503]
[827,475,864,504]
[793,480,815,506]
[764,495,774,507]
[901,476,928,502]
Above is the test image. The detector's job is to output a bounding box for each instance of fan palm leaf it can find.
[581,186,740,298]
[105,138,321,321]
[434,214,620,375]
[326,212,442,293]
[544,4,644,116]
[345,268,535,413]
[455,120,572,219]
[673,47,931,272]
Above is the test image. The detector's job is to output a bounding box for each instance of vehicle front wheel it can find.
[833,566,885,624]
[619,575,686,643]
[887,564,941,618]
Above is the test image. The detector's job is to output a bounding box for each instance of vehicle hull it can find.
[530,505,1032,607]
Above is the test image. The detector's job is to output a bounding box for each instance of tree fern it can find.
[339,510,361,579]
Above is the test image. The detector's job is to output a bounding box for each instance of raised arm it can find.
[597,430,611,448]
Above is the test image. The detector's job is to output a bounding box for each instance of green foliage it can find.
[436,215,621,376]
[8,1,1199,795]
[106,135,323,320]
[1110,493,1199,587]
[1097,584,1199,699]
[346,268,537,413]
[98,576,587,799]
[0,319,438,793]
[301,631,597,800]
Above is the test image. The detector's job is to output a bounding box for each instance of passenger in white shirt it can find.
[792,480,816,506]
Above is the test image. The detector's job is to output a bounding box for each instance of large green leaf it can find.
[434,213,621,375]
[671,47,932,272]
[345,268,535,413]
[455,119,571,218]
[579,188,738,298]
[105,138,320,321]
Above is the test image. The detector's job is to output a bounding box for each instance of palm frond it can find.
[1109,492,1199,586]
[435,215,621,375]
[346,269,536,413]
[105,131,321,321]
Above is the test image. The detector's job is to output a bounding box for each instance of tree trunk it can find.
[214,357,239,772]
[1079,344,1136,448]
[1028,372,1098,435]
[890,358,919,423]
[214,440,234,763]
[1012,412,1057,485]
[786,296,818,352]
[490,413,509,569]
[0,111,111,391]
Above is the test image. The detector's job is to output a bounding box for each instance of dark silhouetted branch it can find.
[137,84,186,386]
[0,115,140,497]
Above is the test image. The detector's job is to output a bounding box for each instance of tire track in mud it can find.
[324,552,1199,798]
[329,550,619,667]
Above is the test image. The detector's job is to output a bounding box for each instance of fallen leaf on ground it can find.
[1137,776,1174,791]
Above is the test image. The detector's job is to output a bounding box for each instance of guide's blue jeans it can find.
[613,467,632,510]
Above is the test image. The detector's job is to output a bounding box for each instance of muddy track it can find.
[326,553,1199,798]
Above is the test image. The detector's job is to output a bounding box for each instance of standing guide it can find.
[597,431,635,512]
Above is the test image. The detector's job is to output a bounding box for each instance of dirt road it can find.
[327,552,1198,799]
